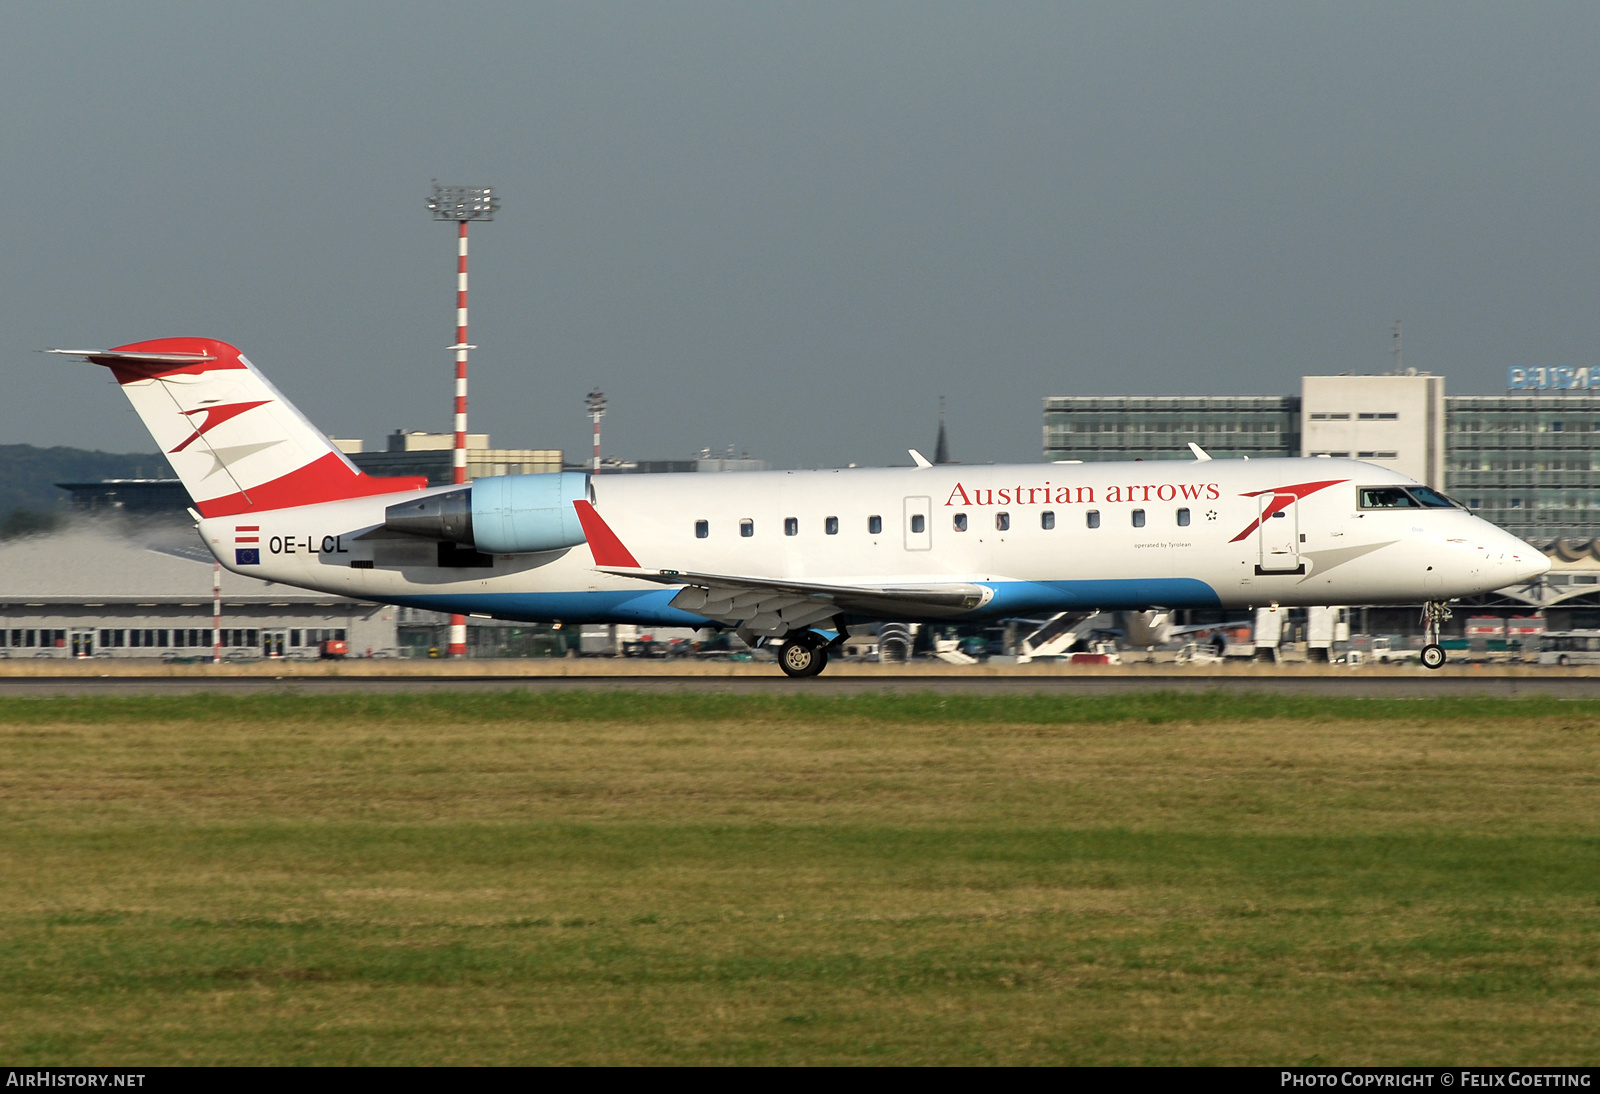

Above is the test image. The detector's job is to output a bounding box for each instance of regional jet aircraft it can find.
[54,339,1548,675]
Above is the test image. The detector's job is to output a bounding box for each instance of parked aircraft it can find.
[54,338,1548,675]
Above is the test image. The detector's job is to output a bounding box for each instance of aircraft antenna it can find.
[1392,319,1402,374]
[427,182,499,657]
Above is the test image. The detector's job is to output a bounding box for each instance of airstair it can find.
[1017,611,1106,663]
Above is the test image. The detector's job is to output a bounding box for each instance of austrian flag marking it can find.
[234,525,261,565]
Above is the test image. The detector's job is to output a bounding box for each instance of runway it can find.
[3,671,1600,698]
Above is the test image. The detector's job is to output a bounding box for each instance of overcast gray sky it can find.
[2,2,1596,468]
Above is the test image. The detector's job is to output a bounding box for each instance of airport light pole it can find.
[586,389,606,474]
[426,183,499,658]
[212,561,222,664]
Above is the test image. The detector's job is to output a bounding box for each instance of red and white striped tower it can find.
[446,220,471,656]
[427,183,499,658]
[586,389,606,474]
[212,560,222,664]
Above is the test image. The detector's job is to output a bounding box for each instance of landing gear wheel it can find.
[778,636,829,678]
[1419,600,1453,672]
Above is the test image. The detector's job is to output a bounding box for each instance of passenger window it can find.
[740,519,754,537]
[996,512,1010,531]
[868,515,882,535]
[953,513,968,532]
[910,514,925,533]
[825,516,838,535]
[1086,510,1100,529]
[695,520,708,539]
[1041,511,1055,530]
[1177,508,1191,527]
[1132,509,1146,528]
[784,517,798,536]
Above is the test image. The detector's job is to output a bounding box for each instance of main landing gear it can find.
[777,632,830,678]
[1420,600,1452,670]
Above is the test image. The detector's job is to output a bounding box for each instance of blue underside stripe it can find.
[385,577,1222,626]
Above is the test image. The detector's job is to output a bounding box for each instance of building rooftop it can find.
[0,525,360,605]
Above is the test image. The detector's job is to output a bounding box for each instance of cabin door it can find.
[1256,494,1303,573]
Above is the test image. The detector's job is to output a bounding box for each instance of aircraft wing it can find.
[572,499,991,634]
[599,566,992,633]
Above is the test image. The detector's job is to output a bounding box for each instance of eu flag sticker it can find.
[235,548,261,565]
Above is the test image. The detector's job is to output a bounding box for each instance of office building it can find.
[1045,372,1600,542]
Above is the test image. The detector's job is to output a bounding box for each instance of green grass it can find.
[6,689,1600,726]
[1,692,1597,1064]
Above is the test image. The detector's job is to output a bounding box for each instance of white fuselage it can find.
[198,458,1547,627]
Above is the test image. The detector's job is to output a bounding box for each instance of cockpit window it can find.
[1359,487,1418,509]
[1407,486,1458,509]
[1359,486,1458,510]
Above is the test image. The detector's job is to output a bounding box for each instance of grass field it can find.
[1,691,1597,1065]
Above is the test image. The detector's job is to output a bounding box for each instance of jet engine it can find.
[383,472,589,554]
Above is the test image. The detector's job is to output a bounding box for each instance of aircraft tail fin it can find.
[53,338,427,516]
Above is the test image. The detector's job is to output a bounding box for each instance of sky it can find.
[1,2,1597,469]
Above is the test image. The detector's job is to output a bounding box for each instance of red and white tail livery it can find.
[52,338,426,517]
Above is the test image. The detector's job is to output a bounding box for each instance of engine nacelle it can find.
[471,472,590,554]
[382,472,589,554]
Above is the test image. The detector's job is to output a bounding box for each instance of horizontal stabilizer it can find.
[49,348,216,364]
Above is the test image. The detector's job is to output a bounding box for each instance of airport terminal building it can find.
[1044,372,1600,544]
[0,526,397,660]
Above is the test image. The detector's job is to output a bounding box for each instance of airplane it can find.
[52,337,1549,675]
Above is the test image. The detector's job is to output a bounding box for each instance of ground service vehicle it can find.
[1538,631,1600,666]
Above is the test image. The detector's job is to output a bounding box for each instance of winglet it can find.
[572,499,641,568]
[909,449,932,468]
[1188,442,1212,462]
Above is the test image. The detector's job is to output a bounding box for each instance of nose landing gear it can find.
[1420,600,1452,670]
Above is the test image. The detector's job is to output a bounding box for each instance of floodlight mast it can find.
[586,389,607,474]
[427,183,499,657]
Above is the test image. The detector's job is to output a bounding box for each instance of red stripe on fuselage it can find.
[195,452,427,517]
[1228,479,1348,543]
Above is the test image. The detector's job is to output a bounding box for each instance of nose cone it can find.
[1515,551,1552,584]
[1497,533,1550,585]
